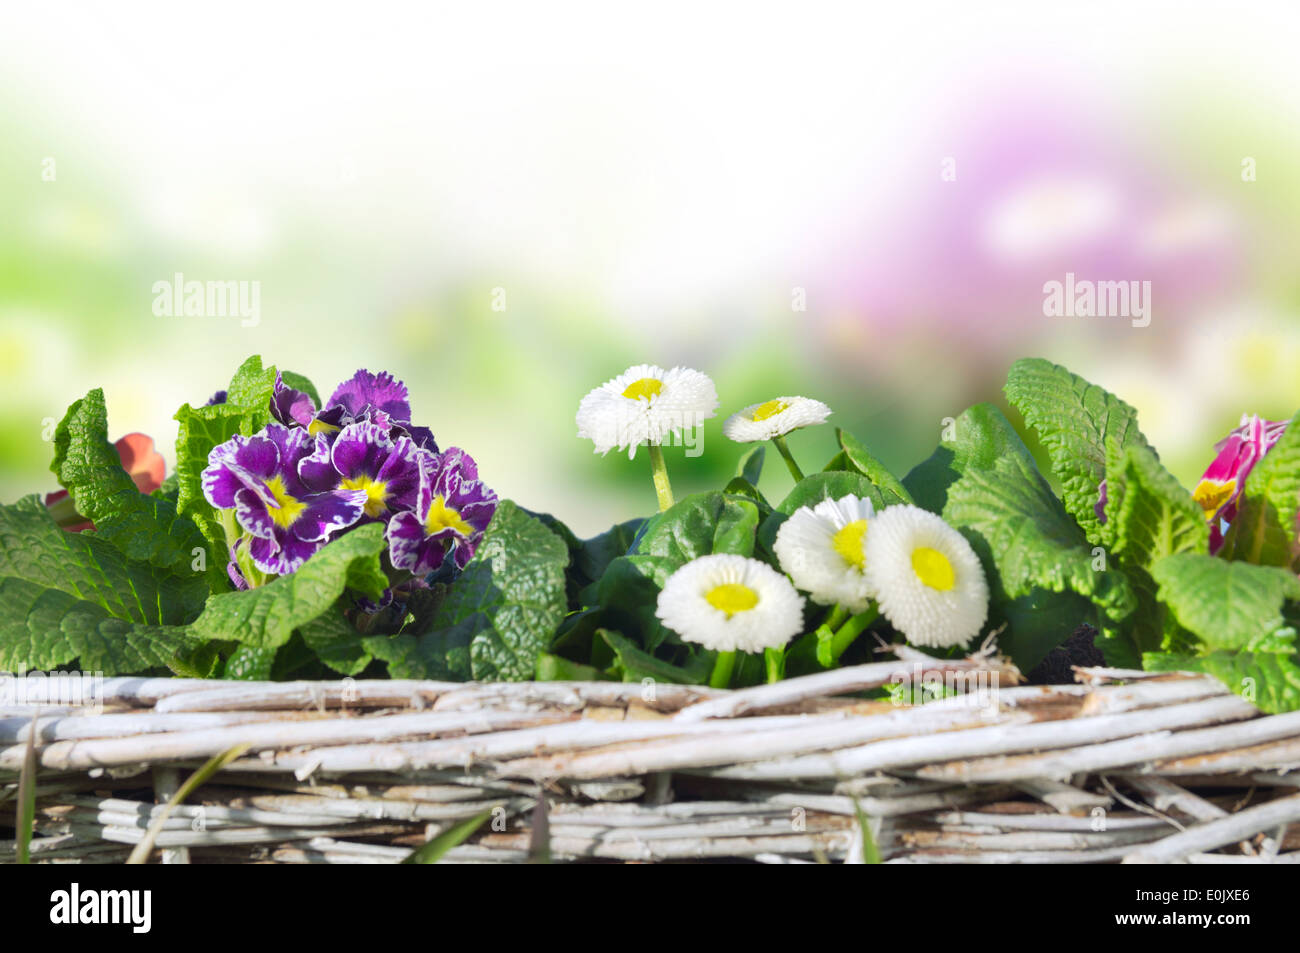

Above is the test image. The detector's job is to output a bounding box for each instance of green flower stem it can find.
[823,604,850,632]
[709,650,737,689]
[647,444,675,512]
[816,605,879,668]
[764,646,785,683]
[771,435,806,482]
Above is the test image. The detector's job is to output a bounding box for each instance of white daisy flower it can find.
[772,495,876,613]
[576,363,719,459]
[722,396,832,443]
[656,554,805,654]
[863,504,988,649]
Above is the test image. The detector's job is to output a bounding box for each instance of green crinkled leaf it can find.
[224,355,279,414]
[299,607,373,676]
[0,495,207,627]
[1220,411,1300,568]
[1104,442,1208,565]
[836,428,913,504]
[1144,647,1300,714]
[222,645,279,680]
[1101,442,1208,653]
[1150,552,1300,652]
[0,576,199,674]
[367,502,569,681]
[1004,358,1151,544]
[189,524,388,649]
[903,403,1037,515]
[944,454,1135,670]
[50,389,145,522]
[51,389,218,588]
[174,356,279,568]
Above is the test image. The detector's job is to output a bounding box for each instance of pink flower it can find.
[1194,415,1288,553]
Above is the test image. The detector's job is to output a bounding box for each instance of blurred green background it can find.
[3,4,1300,535]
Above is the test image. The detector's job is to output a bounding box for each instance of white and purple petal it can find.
[328,369,412,423]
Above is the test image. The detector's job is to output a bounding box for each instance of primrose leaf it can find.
[902,403,1037,515]
[944,454,1135,670]
[0,496,206,673]
[189,523,387,649]
[0,577,199,674]
[174,356,279,568]
[1099,442,1208,652]
[368,502,569,681]
[299,607,373,676]
[1150,553,1300,653]
[223,355,279,415]
[1220,411,1300,568]
[222,645,279,681]
[51,389,217,585]
[1144,645,1300,714]
[1004,358,1152,545]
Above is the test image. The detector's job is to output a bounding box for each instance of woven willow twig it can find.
[5,658,1300,864]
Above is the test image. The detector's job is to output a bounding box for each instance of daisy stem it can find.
[827,606,879,665]
[647,444,675,512]
[824,604,850,632]
[764,647,785,683]
[709,650,736,689]
[771,435,805,482]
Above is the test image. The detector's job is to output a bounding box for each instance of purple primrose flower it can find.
[386,447,498,574]
[202,423,368,574]
[299,420,424,519]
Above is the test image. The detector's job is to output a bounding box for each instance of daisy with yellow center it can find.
[722,395,831,481]
[656,553,805,687]
[862,504,989,649]
[773,495,877,613]
[576,363,719,511]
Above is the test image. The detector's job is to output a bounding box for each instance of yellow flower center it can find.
[341,474,390,517]
[751,399,790,422]
[911,546,955,591]
[308,418,341,437]
[425,494,475,537]
[705,582,759,616]
[1192,478,1236,521]
[831,519,869,569]
[265,475,307,529]
[622,377,663,401]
